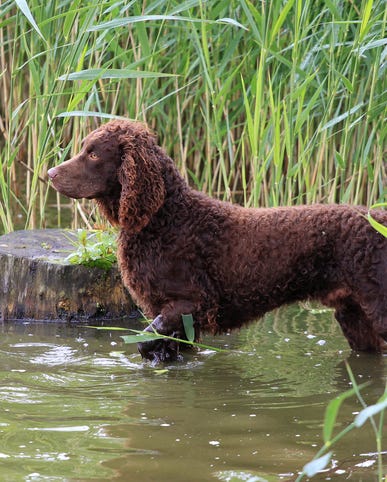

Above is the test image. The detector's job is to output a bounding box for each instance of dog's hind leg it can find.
[334,298,386,352]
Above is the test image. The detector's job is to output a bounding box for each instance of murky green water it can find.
[0,305,385,481]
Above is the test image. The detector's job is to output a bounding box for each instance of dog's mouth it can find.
[47,176,83,199]
[47,167,98,200]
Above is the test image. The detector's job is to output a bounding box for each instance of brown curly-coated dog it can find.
[48,120,387,363]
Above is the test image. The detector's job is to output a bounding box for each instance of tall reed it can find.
[0,0,385,233]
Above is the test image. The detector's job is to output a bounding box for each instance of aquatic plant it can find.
[65,229,117,270]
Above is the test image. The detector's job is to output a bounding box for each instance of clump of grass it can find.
[65,229,117,270]
[0,0,385,234]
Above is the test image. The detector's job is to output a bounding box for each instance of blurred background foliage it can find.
[0,0,386,233]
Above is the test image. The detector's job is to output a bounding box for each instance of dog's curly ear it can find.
[118,135,165,234]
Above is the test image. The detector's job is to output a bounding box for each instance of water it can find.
[0,305,385,481]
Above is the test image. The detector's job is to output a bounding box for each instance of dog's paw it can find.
[137,337,183,365]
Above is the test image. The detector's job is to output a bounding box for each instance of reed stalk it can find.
[0,0,385,233]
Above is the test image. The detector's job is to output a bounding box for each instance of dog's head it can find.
[48,120,165,233]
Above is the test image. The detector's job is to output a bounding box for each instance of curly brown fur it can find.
[48,120,387,363]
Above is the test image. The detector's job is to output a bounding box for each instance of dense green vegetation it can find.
[0,0,386,233]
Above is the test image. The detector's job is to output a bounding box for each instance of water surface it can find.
[0,305,385,481]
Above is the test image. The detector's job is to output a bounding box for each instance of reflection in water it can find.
[0,306,385,481]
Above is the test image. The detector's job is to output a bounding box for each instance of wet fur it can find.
[48,120,387,362]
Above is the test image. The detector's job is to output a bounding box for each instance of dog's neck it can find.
[96,194,121,226]
[160,152,191,200]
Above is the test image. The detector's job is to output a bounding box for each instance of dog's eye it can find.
[89,152,98,160]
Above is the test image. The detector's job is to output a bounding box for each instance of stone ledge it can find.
[0,229,134,321]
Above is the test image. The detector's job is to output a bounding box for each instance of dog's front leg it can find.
[137,302,199,364]
[136,314,181,364]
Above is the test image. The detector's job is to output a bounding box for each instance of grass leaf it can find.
[57,111,128,120]
[2,0,386,233]
[85,326,132,331]
[58,68,176,81]
[359,0,373,40]
[354,392,387,428]
[321,103,364,131]
[270,0,295,45]
[182,314,195,342]
[15,0,45,41]
[121,333,166,344]
[367,213,387,237]
[303,452,333,477]
[323,387,357,443]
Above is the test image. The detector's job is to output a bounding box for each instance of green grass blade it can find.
[57,111,129,120]
[359,0,374,41]
[303,452,333,477]
[87,14,248,32]
[14,0,45,40]
[182,314,195,342]
[367,213,387,237]
[270,0,295,45]
[121,333,166,344]
[354,392,387,428]
[59,68,176,81]
[323,386,358,444]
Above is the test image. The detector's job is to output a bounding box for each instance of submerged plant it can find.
[65,229,117,270]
